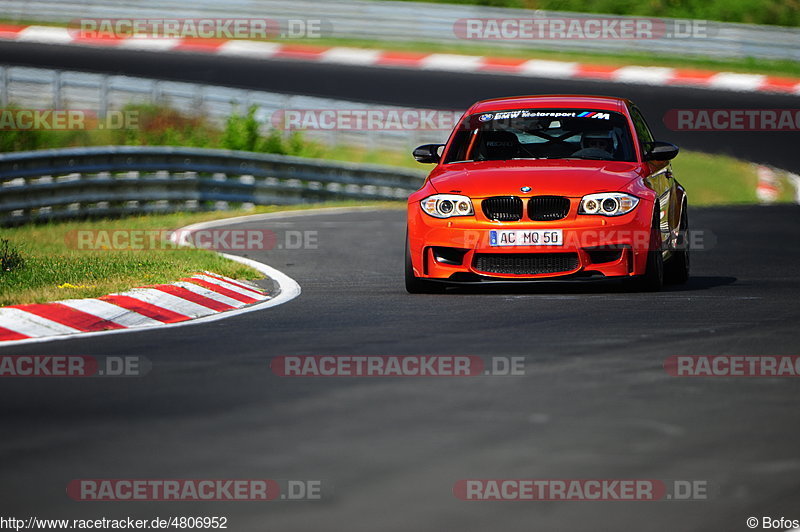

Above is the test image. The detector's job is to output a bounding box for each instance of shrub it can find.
[0,238,25,273]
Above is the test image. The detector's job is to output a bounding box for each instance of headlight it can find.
[579,193,639,217]
[420,194,474,218]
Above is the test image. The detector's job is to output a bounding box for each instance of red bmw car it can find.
[406,95,689,293]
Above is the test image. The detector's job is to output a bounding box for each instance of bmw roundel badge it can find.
[521,186,532,193]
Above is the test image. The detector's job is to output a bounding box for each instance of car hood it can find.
[428,160,644,198]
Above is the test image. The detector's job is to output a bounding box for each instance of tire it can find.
[405,233,446,294]
[627,207,664,292]
[664,203,690,285]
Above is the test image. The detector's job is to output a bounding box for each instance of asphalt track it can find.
[1,41,799,172]
[1,41,800,531]
[1,205,799,531]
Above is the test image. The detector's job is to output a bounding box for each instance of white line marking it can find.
[171,206,394,233]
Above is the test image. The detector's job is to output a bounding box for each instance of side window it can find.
[630,107,654,147]
[443,128,475,163]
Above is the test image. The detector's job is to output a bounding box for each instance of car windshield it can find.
[443,108,637,163]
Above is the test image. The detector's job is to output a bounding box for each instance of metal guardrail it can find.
[0,66,450,152]
[0,146,425,225]
[2,0,799,60]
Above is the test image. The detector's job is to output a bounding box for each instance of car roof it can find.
[467,95,631,115]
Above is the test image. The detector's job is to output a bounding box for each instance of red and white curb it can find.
[0,207,392,347]
[0,271,273,343]
[1,23,799,95]
[0,212,306,346]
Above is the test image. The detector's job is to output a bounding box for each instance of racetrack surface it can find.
[1,205,798,531]
[1,41,799,172]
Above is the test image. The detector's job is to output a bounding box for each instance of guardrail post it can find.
[0,66,7,107]
[53,70,62,109]
[194,85,204,111]
[99,74,109,118]
[152,80,162,105]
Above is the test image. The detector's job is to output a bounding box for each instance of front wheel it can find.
[405,234,446,294]
[664,203,690,285]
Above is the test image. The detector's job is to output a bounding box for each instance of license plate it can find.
[490,229,563,247]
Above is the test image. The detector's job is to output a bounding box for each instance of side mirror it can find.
[644,141,679,161]
[413,144,444,164]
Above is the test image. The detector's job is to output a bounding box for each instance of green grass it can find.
[9,0,800,26]
[671,151,795,205]
[370,0,800,27]
[0,103,320,155]
[321,145,425,169]
[0,103,435,170]
[0,201,403,306]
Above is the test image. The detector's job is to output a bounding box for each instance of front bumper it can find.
[407,200,655,282]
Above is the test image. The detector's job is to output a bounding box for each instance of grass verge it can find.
[672,150,796,205]
[0,201,403,307]
[369,0,799,27]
